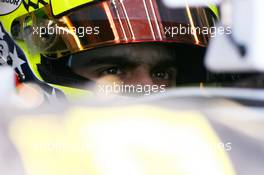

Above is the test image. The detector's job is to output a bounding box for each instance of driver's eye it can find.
[152,71,170,80]
[101,67,122,76]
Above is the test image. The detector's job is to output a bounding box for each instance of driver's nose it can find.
[123,67,154,86]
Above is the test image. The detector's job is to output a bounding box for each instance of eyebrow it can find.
[78,55,177,70]
[70,44,177,70]
[79,56,140,69]
[153,59,177,68]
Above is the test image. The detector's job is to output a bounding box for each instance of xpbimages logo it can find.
[0,0,22,15]
[164,24,232,38]
[32,24,100,38]
[98,82,166,96]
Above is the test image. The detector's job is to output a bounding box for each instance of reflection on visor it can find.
[13,0,216,59]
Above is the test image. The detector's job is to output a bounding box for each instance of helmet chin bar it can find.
[164,0,264,73]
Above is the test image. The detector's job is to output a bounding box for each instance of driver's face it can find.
[70,43,177,87]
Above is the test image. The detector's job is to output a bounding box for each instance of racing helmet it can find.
[0,0,218,98]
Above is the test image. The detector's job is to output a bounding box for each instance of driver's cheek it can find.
[153,80,171,87]
[154,77,176,87]
[95,75,123,86]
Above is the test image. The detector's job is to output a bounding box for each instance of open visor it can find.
[12,0,217,59]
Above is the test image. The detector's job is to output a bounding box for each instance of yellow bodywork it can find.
[9,106,235,175]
